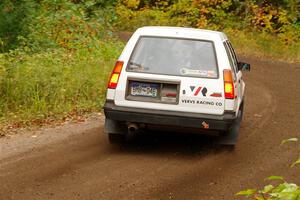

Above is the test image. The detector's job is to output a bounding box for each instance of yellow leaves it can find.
[121,0,171,10]
[277,9,289,25]
[278,25,300,45]
[192,0,233,29]
[122,0,140,9]
[249,3,293,33]
[154,0,170,8]
[193,0,225,7]
[197,16,208,28]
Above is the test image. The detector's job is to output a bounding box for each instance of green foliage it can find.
[0,40,124,126]
[168,0,199,27]
[237,180,300,200]
[0,0,124,127]
[115,0,300,44]
[226,29,300,63]
[0,0,118,52]
[192,0,234,29]
[236,189,257,197]
[267,176,285,181]
[115,3,170,31]
[0,0,38,52]
[291,157,300,168]
[23,0,108,51]
[113,0,300,63]
[237,138,300,200]
[1,0,299,54]
[281,138,298,145]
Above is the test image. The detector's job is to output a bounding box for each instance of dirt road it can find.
[1,57,300,200]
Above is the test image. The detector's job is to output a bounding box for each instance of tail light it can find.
[108,61,124,89]
[223,69,235,99]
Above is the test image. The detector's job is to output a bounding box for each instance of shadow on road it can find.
[107,131,234,157]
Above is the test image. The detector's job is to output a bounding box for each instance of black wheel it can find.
[215,106,243,146]
[239,102,244,120]
[108,133,125,144]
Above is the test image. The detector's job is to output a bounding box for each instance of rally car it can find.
[103,26,250,146]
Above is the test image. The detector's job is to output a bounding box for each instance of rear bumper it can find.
[103,101,237,131]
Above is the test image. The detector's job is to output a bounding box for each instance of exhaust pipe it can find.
[128,123,138,132]
[127,123,139,141]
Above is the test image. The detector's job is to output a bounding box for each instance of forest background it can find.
[0,0,299,132]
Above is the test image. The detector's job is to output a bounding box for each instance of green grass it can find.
[226,29,300,63]
[0,39,124,128]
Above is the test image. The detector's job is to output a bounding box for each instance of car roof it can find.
[134,26,228,42]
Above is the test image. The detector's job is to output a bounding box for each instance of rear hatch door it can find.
[114,36,225,115]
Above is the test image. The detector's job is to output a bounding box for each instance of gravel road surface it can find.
[1,57,300,200]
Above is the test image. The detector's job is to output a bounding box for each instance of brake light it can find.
[108,61,124,89]
[223,69,235,99]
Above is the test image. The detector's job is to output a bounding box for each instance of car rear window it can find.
[127,36,218,78]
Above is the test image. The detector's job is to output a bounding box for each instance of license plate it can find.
[130,82,158,97]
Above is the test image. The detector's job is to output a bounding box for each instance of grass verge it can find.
[227,29,300,63]
[0,39,124,133]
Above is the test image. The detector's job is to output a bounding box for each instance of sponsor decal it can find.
[202,121,209,129]
[180,68,217,78]
[201,87,208,96]
[183,86,220,98]
[181,99,223,106]
[194,86,202,96]
[210,92,222,97]
[190,86,195,92]
[187,86,208,97]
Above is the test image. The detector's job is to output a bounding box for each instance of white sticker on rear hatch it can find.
[180,68,217,78]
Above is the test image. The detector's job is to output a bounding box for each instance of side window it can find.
[227,42,239,72]
[223,41,237,81]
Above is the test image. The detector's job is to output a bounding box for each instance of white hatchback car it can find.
[104,26,250,145]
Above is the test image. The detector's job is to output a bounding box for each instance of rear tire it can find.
[216,103,244,147]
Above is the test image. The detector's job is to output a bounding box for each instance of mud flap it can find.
[215,110,242,146]
[104,119,127,135]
